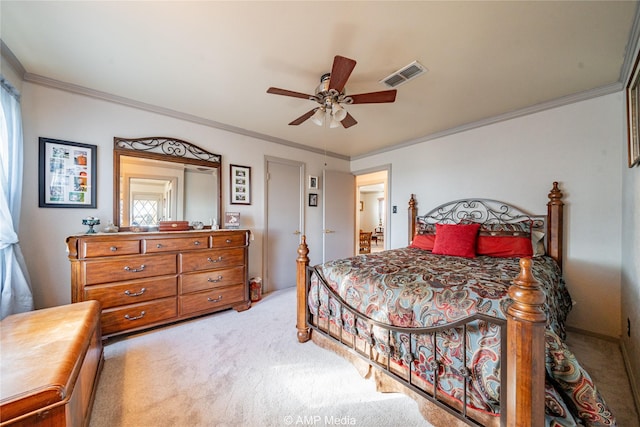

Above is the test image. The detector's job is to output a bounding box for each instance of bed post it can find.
[408,194,417,243]
[296,235,311,343]
[547,181,564,270]
[506,258,546,427]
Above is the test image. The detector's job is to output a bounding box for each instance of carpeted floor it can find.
[564,332,639,427]
[90,288,429,427]
[90,287,639,427]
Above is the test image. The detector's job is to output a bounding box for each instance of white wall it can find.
[19,82,349,309]
[621,140,640,401]
[352,92,624,338]
[359,192,382,232]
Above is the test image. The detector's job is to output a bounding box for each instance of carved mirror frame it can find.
[113,136,222,231]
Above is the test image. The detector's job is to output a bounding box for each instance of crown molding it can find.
[9,6,638,165]
[0,39,26,78]
[352,82,623,161]
[22,72,350,161]
[16,71,629,164]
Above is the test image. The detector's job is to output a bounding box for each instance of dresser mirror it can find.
[113,137,222,231]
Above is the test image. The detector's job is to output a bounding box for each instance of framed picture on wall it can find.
[308,193,318,207]
[627,54,640,167]
[38,137,97,208]
[308,175,318,190]
[230,164,251,204]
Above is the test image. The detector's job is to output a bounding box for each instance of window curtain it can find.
[0,76,33,319]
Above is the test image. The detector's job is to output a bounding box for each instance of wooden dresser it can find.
[66,229,250,339]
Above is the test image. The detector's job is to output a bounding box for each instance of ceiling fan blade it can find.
[289,109,317,126]
[267,87,314,100]
[349,90,397,104]
[328,55,357,93]
[341,112,358,129]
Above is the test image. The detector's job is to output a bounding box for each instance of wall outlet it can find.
[628,317,631,337]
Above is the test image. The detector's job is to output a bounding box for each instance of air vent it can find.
[380,61,427,88]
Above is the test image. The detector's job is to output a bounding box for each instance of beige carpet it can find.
[90,287,639,427]
[564,332,640,427]
[89,288,430,427]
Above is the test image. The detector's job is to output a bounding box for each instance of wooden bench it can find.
[0,301,103,427]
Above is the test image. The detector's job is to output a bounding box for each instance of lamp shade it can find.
[310,107,325,126]
[332,103,347,122]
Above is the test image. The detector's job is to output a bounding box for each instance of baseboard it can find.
[565,325,619,342]
[620,340,640,419]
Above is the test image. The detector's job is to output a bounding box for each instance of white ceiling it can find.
[1,1,637,159]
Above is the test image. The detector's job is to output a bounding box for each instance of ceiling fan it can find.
[266,55,397,129]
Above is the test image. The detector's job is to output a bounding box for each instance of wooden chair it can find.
[373,227,384,245]
[359,231,372,254]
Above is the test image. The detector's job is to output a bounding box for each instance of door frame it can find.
[263,156,305,292]
[353,164,391,251]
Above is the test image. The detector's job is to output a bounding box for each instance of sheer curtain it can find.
[0,76,33,318]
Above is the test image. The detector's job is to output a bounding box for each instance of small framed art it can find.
[309,193,318,207]
[308,175,318,190]
[224,212,240,229]
[38,137,97,208]
[230,164,251,204]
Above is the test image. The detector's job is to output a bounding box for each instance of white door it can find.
[265,157,304,292]
[322,170,355,262]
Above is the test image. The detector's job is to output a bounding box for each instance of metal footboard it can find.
[306,265,507,427]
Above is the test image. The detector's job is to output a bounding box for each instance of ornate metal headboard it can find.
[415,199,546,234]
[407,182,565,269]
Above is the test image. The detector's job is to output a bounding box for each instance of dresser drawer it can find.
[212,233,246,248]
[180,266,244,294]
[180,248,244,272]
[84,276,177,309]
[84,254,177,285]
[179,284,245,316]
[101,298,177,336]
[145,236,210,253]
[81,239,140,258]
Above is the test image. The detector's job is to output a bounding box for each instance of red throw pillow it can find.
[432,223,480,258]
[477,235,533,258]
[410,234,436,251]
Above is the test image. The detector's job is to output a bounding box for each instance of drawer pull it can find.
[225,239,232,244]
[207,295,223,303]
[208,275,223,283]
[194,241,201,246]
[124,287,147,297]
[124,264,146,272]
[124,311,146,321]
[207,256,223,263]
[110,246,118,252]
[156,244,163,248]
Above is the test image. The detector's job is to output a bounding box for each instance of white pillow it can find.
[531,230,546,256]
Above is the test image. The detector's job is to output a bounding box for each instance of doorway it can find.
[356,169,389,254]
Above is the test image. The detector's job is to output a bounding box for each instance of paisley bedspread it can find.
[308,248,615,426]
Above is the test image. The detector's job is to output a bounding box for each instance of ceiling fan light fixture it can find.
[310,107,325,126]
[329,115,342,128]
[267,55,398,128]
[332,102,347,122]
